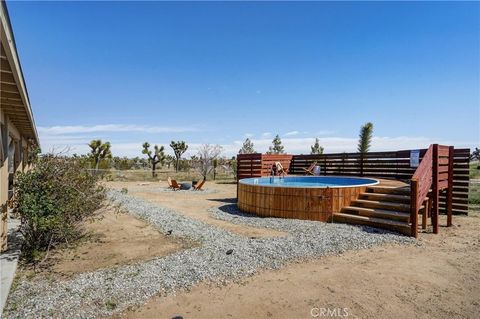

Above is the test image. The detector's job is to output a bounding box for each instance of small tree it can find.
[239,138,256,154]
[197,144,223,180]
[170,141,188,172]
[357,122,373,176]
[212,158,218,180]
[165,155,175,169]
[357,122,374,154]
[267,135,284,154]
[310,138,324,155]
[142,142,166,177]
[88,139,112,171]
[230,157,237,181]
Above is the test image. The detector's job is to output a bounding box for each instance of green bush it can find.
[13,154,106,262]
[469,183,480,205]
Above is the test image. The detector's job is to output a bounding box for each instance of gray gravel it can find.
[4,190,416,319]
[130,186,219,194]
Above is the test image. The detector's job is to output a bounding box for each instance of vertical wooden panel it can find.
[446,146,454,226]
[432,144,439,234]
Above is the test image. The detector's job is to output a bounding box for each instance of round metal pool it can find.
[237,176,379,221]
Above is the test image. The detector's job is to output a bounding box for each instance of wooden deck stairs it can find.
[333,185,426,236]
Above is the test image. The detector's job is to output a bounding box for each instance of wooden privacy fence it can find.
[237,148,470,215]
[237,154,293,180]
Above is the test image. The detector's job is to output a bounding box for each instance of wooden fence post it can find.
[422,198,429,230]
[432,144,439,234]
[360,155,364,176]
[447,146,454,227]
[410,179,419,238]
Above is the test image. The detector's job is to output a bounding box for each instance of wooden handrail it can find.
[410,145,434,238]
[410,144,454,237]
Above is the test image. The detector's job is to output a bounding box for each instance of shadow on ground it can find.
[208,198,237,204]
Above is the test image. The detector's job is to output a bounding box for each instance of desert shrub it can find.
[13,154,106,262]
[469,184,480,205]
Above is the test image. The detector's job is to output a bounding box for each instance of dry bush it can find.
[13,154,106,262]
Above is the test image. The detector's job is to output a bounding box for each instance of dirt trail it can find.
[118,211,480,319]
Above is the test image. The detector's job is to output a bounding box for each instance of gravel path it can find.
[129,186,219,195]
[129,186,219,194]
[4,190,416,319]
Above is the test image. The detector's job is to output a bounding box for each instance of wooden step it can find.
[333,213,411,236]
[341,206,410,222]
[360,192,411,204]
[367,186,410,195]
[352,199,411,212]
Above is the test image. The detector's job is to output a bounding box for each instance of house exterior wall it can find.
[1,110,10,251]
[1,0,39,252]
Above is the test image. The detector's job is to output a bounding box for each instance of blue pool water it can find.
[239,176,379,188]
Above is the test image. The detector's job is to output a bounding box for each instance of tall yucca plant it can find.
[357,122,373,176]
[357,122,373,154]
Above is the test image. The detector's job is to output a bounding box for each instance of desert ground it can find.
[104,180,480,319]
[8,180,479,318]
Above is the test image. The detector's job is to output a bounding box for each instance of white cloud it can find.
[261,132,272,138]
[37,124,198,135]
[38,130,475,159]
[284,131,299,137]
[244,133,254,138]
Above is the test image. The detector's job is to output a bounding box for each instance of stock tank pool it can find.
[237,176,379,222]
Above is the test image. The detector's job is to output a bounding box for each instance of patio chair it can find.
[303,161,317,175]
[167,177,181,191]
[193,179,206,191]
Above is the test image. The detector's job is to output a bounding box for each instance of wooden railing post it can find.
[410,179,419,238]
[447,146,454,227]
[422,198,429,230]
[432,144,439,234]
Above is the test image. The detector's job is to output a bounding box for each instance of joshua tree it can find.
[142,142,166,177]
[88,139,112,171]
[357,122,373,175]
[239,138,256,154]
[310,138,324,155]
[170,141,188,172]
[197,144,223,180]
[267,135,284,154]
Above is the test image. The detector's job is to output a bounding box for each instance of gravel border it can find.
[129,186,219,194]
[4,190,416,319]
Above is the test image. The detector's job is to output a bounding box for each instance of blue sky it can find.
[6,1,480,157]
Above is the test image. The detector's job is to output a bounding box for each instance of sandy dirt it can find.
[24,208,189,279]
[108,181,480,319]
[106,181,287,238]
